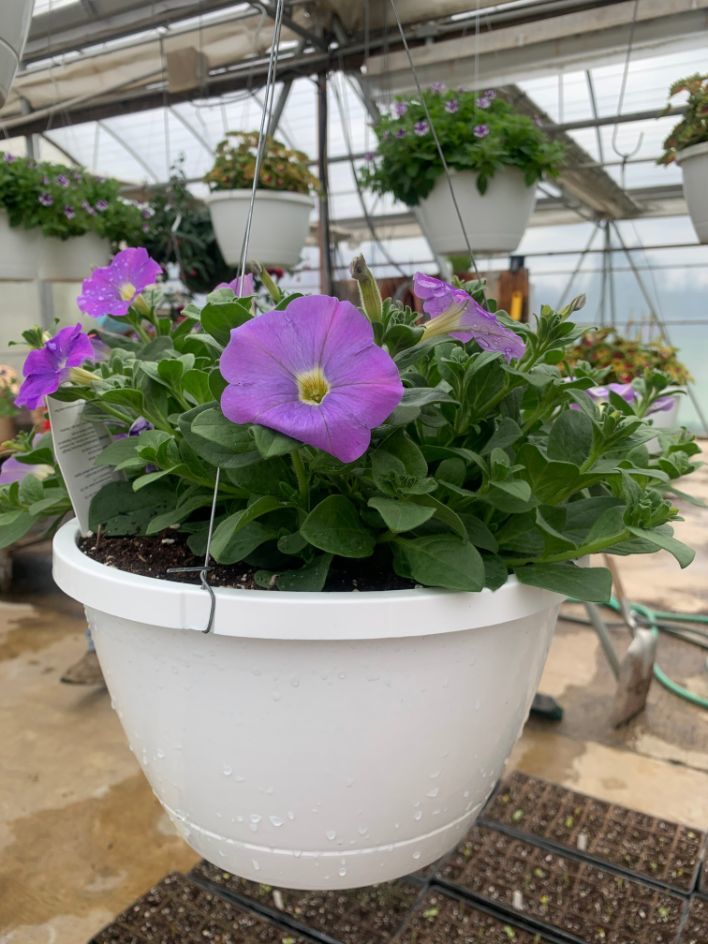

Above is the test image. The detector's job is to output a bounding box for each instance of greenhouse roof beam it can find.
[501,86,642,220]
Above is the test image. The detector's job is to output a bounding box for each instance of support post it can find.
[317,72,333,296]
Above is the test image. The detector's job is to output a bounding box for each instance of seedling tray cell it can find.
[191,860,422,944]
[90,872,310,944]
[483,772,704,894]
[437,825,685,944]
[679,895,708,943]
[393,889,559,943]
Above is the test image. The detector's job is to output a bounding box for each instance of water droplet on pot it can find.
[236,815,244,823]
[338,867,347,877]
[287,810,295,821]
[338,672,346,679]
[290,677,300,688]
[235,774,245,783]
[426,787,440,798]
[249,814,262,824]
[429,770,440,779]
[223,765,233,777]
[266,785,274,795]
[155,748,165,759]
[326,829,337,841]
[269,815,284,827]
[412,851,422,860]
[463,790,470,798]
[474,699,481,710]
[345,777,355,787]
[272,691,281,702]
[357,825,369,836]
[414,810,423,821]
[252,859,261,871]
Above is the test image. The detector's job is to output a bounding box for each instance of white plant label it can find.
[47,397,121,535]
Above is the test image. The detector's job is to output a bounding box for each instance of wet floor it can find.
[1,451,707,942]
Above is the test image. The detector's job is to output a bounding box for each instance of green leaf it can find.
[182,369,213,405]
[547,410,593,466]
[515,562,612,602]
[399,386,457,408]
[480,417,523,455]
[210,496,283,560]
[146,494,214,535]
[213,521,275,564]
[484,554,508,590]
[200,299,253,346]
[188,407,261,468]
[251,425,298,458]
[89,481,174,535]
[368,497,435,533]
[276,553,333,591]
[133,466,181,491]
[627,526,695,568]
[18,473,45,506]
[393,535,485,591]
[459,514,498,552]
[98,388,144,411]
[0,510,35,550]
[485,478,535,513]
[95,437,139,467]
[301,496,376,558]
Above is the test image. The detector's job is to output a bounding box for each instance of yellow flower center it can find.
[297,366,330,405]
[119,281,136,301]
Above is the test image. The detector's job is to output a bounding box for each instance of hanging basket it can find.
[416,169,536,257]
[206,189,313,269]
[0,212,42,280]
[37,232,111,282]
[0,0,33,106]
[676,142,708,244]
[53,519,562,890]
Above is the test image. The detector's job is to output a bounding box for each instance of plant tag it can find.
[47,397,122,535]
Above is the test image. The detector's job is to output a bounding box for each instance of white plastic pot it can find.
[53,520,562,890]
[416,169,536,256]
[676,142,708,244]
[206,189,313,269]
[0,211,41,280]
[38,232,111,281]
[0,0,34,107]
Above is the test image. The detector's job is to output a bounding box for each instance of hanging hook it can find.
[610,0,643,188]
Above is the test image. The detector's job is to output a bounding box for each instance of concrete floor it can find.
[1,453,707,943]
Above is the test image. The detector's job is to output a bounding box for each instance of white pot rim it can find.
[205,188,315,208]
[676,141,708,163]
[53,519,563,641]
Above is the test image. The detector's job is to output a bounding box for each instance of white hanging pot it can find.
[416,168,536,256]
[53,519,562,890]
[0,0,34,107]
[0,211,41,280]
[206,189,313,269]
[676,142,708,244]
[37,232,111,281]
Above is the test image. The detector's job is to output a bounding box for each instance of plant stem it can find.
[506,529,631,567]
[291,450,309,508]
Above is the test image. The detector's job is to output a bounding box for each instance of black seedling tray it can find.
[89,872,313,944]
[482,771,705,895]
[191,860,424,944]
[435,825,686,944]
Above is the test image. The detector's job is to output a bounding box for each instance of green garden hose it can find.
[606,597,708,710]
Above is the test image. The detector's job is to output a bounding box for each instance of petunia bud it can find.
[68,367,97,386]
[350,255,382,323]
[251,262,283,304]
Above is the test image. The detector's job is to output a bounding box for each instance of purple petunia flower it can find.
[81,200,96,215]
[431,82,446,93]
[95,199,109,212]
[582,383,674,415]
[56,174,70,187]
[382,130,391,140]
[129,416,154,436]
[476,96,491,109]
[3,152,15,163]
[77,247,162,318]
[364,151,376,162]
[473,124,490,138]
[0,455,32,485]
[393,101,408,117]
[15,324,96,410]
[216,273,255,297]
[38,193,53,207]
[484,89,496,100]
[533,115,544,128]
[414,120,429,136]
[219,295,404,463]
[413,273,525,361]
[395,128,407,139]
[64,205,75,220]
[444,99,459,113]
